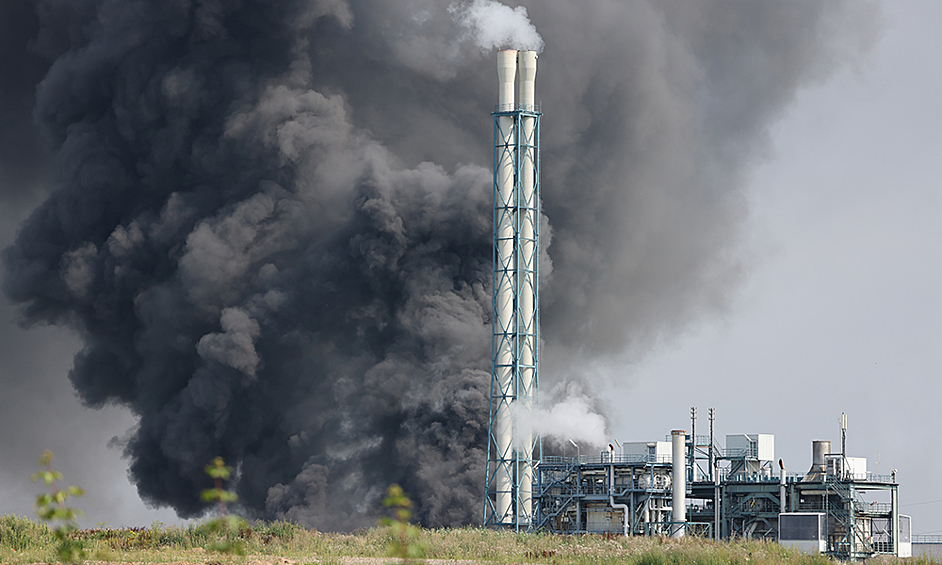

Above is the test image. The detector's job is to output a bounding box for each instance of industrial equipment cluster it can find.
[480,50,910,561]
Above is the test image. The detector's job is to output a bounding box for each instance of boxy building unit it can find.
[779,513,827,553]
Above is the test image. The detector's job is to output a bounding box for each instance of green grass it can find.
[0,514,935,564]
[0,514,55,551]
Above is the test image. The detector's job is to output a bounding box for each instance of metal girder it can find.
[484,107,542,530]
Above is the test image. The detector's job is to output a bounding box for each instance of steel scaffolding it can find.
[483,104,542,530]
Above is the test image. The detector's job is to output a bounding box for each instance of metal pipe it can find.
[690,407,696,483]
[671,430,686,538]
[713,427,720,540]
[608,444,630,537]
[714,463,720,540]
[779,458,786,514]
[841,413,848,480]
[708,408,715,482]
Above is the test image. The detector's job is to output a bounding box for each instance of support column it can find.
[672,430,686,538]
[892,486,899,556]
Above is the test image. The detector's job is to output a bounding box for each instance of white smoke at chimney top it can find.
[450,0,544,52]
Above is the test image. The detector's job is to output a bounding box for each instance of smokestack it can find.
[803,440,831,482]
[486,48,540,529]
[671,430,686,538]
[492,48,517,525]
[517,49,537,525]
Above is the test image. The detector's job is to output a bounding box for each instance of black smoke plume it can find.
[1,0,877,528]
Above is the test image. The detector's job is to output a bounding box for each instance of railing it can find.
[704,471,895,484]
[538,458,897,485]
[541,454,672,466]
[721,446,758,458]
[691,434,714,447]
[856,502,892,514]
[810,471,896,483]
[798,502,827,511]
[720,472,779,484]
[825,476,852,499]
[913,535,942,544]
[871,541,894,554]
[637,521,713,538]
[798,499,891,516]
[493,103,541,113]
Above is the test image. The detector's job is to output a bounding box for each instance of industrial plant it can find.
[532,411,909,561]
[480,51,910,561]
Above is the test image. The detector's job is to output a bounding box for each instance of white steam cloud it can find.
[450,0,544,53]
[512,393,607,449]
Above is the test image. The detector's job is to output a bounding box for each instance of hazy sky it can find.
[608,0,942,536]
[0,0,938,536]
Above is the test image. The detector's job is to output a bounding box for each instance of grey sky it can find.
[609,1,942,535]
[0,0,937,534]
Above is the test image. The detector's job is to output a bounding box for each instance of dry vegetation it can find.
[1,514,936,565]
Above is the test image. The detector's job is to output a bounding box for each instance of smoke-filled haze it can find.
[0,0,898,530]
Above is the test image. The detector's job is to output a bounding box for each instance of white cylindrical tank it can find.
[494,48,517,524]
[671,430,686,538]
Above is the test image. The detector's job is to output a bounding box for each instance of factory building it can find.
[532,410,908,561]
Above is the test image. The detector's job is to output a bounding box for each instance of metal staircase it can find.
[824,477,875,560]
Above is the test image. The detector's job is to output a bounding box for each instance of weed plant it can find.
[200,456,248,555]
[379,483,427,560]
[30,450,87,562]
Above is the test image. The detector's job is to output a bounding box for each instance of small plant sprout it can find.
[380,484,426,561]
[202,456,239,517]
[200,456,247,554]
[30,449,86,563]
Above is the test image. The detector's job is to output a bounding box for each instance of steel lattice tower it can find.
[484,49,541,530]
